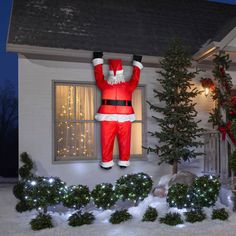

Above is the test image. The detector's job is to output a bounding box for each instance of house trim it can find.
[193,26,236,62]
[7,43,161,68]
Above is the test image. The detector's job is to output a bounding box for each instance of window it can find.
[53,82,146,161]
[54,83,96,161]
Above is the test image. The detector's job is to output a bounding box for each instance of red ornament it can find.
[219,126,227,140]
[219,67,225,77]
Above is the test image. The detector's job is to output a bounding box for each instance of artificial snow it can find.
[1,183,236,236]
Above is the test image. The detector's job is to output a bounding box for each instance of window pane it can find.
[132,88,142,120]
[76,86,95,120]
[54,83,95,160]
[55,122,95,159]
[113,122,142,155]
[55,85,75,121]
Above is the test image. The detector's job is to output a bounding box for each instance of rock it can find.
[152,185,166,198]
[168,171,197,187]
[158,174,173,187]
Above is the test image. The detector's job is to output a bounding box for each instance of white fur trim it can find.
[107,74,125,85]
[100,160,114,168]
[109,70,124,76]
[133,60,143,70]
[118,160,130,167]
[92,58,103,66]
[95,113,135,122]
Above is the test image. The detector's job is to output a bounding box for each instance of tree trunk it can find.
[172,160,178,174]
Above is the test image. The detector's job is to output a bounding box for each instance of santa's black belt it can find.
[102,99,132,106]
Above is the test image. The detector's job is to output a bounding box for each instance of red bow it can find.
[219,126,227,140]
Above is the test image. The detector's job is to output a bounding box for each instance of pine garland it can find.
[208,51,234,136]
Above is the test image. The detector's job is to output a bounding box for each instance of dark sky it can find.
[0,0,17,95]
[0,0,235,97]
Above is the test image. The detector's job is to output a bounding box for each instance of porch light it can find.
[200,77,215,97]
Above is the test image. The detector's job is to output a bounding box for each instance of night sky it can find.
[0,0,236,95]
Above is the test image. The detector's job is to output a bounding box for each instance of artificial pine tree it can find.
[146,39,205,174]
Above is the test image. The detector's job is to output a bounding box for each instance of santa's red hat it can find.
[108,59,123,76]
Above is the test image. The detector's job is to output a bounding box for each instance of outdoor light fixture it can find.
[200,78,215,97]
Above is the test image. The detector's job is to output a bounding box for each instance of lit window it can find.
[54,83,95,160]
[53,83,145,161]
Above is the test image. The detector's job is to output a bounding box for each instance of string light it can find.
[56,85,94,158]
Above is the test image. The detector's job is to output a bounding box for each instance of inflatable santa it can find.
[92,52,143,169]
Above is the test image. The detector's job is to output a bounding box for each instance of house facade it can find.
[7,0,236,186]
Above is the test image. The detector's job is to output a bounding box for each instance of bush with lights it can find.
[142,206,158,222]
[185,209,206,223]
[115,172,153,205]
[189,175,221,208]
[62,184,92,226]
[23,176,67,213]
[167,183,190,209]
[30,213,53,231]
[23,176,67,230]
[91,183,117,209]
[68,211,95,227]
[159,212,183,226]
[63,185,90,210]
[211,208,229,221]
[109,209,132,224]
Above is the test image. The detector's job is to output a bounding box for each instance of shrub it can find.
[68,211,95,227]
[30,213,53,231]
[109,209,132,224]
[229,150,236,172]
[19,152,33,179]
[189,175,221,208]
[15,201,32,213]
[13,181,26,201]
[167,183,189,209]
[23,176,67,212]
[115,173,153,204]
[212,208,229,221]
[91,183,117,209]
[63,185,90,210]
[159,212,183,226]
[185,209,206,223]
[142,206,158,222]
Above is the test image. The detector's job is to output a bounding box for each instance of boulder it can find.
[168,171,197,187]
[152,185,166,198]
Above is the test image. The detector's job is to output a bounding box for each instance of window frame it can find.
[52,80,147,164]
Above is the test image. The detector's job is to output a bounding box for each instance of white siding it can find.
[19,54,215,186]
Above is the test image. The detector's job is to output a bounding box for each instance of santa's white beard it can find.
[107,74,125,85]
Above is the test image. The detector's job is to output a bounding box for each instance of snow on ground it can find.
[1,183,236,236]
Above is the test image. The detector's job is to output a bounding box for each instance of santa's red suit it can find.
[92,55,143,168]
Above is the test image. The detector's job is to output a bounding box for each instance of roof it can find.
[7,0,236,57]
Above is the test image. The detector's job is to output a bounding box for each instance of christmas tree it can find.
[146,39,205,174]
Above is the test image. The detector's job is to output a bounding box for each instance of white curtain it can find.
[55,84,95,159]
